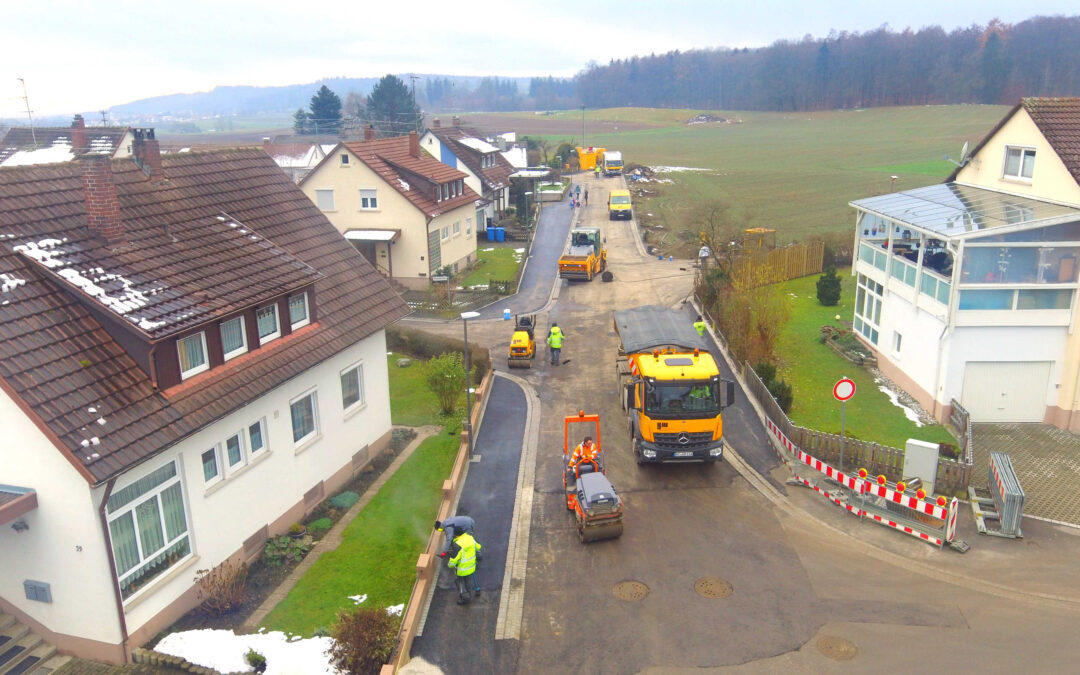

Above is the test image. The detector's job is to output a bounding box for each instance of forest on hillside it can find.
[576,16,1080,110]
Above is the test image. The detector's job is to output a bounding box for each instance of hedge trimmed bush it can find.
[386,325,491,384]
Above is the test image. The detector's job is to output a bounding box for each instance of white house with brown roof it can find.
[0,130,407,664]
[301,129,480,290]
[848,98,1080,429]
[420,118,516,228]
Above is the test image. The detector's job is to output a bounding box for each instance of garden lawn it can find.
[775,272,956,449]
[461,246,524,288]
[260,431,459,637]
[387,352,465,428]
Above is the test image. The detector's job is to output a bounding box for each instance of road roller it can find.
[562,411,624,543]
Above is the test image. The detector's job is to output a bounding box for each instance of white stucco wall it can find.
[873,285,949,406]
[419,132,483,197]
[0,388,122,644]
[0,329,393,647]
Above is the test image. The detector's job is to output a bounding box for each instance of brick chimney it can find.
[364,124,375,141]
[409,130,419,158]
[70,115,86,154]
[452,115,460,127]
[433,118,441,128]
[131,128,164,182]
[80,155,124,246]
[262,137,271,146]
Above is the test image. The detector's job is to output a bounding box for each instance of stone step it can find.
[0,633,43,675]
[6,643,54,675]
[27,654,70,675]
[0,615,14,632]
[0,623,29,647]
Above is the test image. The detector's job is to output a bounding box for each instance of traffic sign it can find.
[833,378,856,402]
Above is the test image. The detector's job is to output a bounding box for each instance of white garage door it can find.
[961,361,1051,423]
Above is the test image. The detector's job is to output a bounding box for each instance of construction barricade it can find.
[968,451,1025,538]
[767,417,961,550]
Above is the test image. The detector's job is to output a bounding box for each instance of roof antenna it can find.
[16,78,37,147]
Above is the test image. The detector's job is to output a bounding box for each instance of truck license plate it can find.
[674,451,693,458]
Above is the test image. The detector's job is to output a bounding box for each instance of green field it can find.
[482,105,1008,256]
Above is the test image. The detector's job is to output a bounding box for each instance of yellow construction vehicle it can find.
[562,411,624,543]
[614,307,736,464]
[608,189,632,220]
[558,227,607,281]
[507,314,536,368]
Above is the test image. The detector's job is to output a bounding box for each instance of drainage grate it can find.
[693,577,733,599]
[613,580,649,601]
[815,635,857,661]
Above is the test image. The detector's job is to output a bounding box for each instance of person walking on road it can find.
[547,323,564,365]
[575,184,582,202]
[448,530,482,604]
[435,515,476,557]
[584,188,589,205]
[693,315,707,337]
[595,164,602,180]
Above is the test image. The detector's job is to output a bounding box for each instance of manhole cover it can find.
[693,577,733,599]
[815,635,857,661]
[613,580,649,601]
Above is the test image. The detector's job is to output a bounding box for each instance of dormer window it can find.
[178,332,209,379]
[289,292,310,329]
[220,315,247,361]
[256,304,280,344]
[1004,146,1035,180]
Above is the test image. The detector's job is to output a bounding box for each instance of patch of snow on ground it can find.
[651,166,711,173]
[386,603,404,616]
[155,629,339,675]
[514,248,525,253]
[878,385,924,426]
[481,247,495,252]
[348,593,368,605]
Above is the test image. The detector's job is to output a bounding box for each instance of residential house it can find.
[0,129,408,663]
[261,138,337,183]
[301,129,480,290]
[0,114,134,167]
[420,117,515,229]
[849,98,1080,429]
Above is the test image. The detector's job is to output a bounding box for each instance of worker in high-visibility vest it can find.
[547,323,564,365]
[448,530,482,604]
[693,315,707,337]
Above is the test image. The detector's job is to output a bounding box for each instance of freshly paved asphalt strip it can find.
[411,375,526,673]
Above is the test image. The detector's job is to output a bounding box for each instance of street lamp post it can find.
[460,311,481,456]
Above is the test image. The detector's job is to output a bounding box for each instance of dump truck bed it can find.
[613,306,708,354]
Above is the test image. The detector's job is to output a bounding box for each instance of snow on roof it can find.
[320,144,337,154]
[0,139,74,167]
[510,168,551,178]
[272,146,320,168]
[500,132,516,143]
[398,178,411,191]
[502,147,528,169]
[458,137,499,154]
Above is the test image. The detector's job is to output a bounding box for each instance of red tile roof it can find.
[0,126,129,165]
[428,126,516,192]
[0,148,408,484]
[337,136,478,217]
[1022,98,1080,187]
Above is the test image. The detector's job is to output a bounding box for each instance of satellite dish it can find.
[959,141,970,164]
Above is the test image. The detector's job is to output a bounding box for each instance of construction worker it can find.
[435,515,476,557]
[689,383,711,403]
[594,164,602,180]
[547,323,564,365]
[448,530,482,604]
[693,315,707,337]
[569,436,599,471]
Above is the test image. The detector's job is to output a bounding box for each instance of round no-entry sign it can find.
[833,378,856,401]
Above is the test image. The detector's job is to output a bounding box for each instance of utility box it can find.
[903,439,940,495]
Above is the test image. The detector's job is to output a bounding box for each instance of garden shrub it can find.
[329,607,400,675]
[331,491,360,510]
[753,361,777,385]
[386,325,491,382]
[308,517,333,533]
[816,266,842,306]
[769,378,794,413]
[245,649,267,673]
[424,352,468,415]
[194,559,248,617]
[262,535,310,567]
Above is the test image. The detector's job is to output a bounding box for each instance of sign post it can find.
[833,377,856,470]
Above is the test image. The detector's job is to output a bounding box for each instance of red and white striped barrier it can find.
[767,415,957,549]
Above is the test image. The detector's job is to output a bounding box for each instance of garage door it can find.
[961,361,1051,423]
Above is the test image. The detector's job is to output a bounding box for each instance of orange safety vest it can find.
[570,442,598,466]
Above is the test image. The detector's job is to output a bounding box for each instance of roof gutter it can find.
[98,478,130,663]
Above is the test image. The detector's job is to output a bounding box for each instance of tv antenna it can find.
[16,78,37,146]
[945,141,970,168]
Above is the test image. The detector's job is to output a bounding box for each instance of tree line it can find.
[576,16,1080,110]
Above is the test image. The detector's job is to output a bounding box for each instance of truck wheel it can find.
[633,439,646,465]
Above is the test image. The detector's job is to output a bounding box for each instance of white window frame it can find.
[441,225,450,241]
[106,459,191,601]
[220,315,247,361]
[315,188,335,211]
[466,217,472,236]
[359,188,378,210]
[256,304,281,344]
[893,331,902,354]
[202,445,221,484]
[453,221,461,236]
[224,430,246,472]
[290,389,320,448]
[248,418,268,457]
[1003,146,1036,181]
[177,332,209,379]
[289,292,310,330]
[340,361,366,414]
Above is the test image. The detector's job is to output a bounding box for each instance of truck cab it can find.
[558,227,607,281]
[608,189,632,220]
[603,150,623,176]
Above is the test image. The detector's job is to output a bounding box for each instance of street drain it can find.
[693,577,733,599]
[613,580,649,601]
[815,635,857,661]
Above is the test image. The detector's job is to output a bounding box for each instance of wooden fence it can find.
[727,240,825,290]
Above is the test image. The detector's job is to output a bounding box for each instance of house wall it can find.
[870,285,949,414]
[430,202,479,275]
[302,152,430,287]
[421,132,484,198]
[0,387,124,651]
[954,109,1080,207]
[0,329,393,662]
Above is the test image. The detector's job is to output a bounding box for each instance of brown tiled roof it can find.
[338,137,478,217]
[1022,98,1080,187]
[429,126,515,191]
[0,126,129,164]
[0,149,408,484]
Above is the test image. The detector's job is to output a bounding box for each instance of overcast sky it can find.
[2,0,1077,117]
